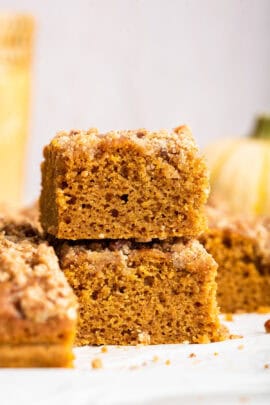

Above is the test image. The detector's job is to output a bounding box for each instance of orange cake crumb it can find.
[165,359,171,366]
[40,126,209,241]
[91,358,103,369]
[189,353,196,358]
[101,346,108,353]
[229,334,243,340]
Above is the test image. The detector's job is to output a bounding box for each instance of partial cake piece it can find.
[0,218,77,367]
[40,126,209,241]
[57,238,227,345]
[200,205,270,313]
[0,200,40,231]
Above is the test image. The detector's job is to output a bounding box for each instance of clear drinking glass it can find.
[0,13,34,204]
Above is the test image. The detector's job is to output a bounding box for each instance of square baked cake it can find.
[57,238,227,345]
[40,126,209,241]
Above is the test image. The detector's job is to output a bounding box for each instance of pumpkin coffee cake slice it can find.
[40,126,209,241]
[57,239,227,346]
[0,219,77,367]
[200,205,270,313]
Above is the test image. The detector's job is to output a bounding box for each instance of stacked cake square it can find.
[40,125,227,345]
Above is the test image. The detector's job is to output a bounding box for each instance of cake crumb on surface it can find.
[91,358,103,369]
[214,352,219,356]
[189,353,196,358]
[129,365,139,370]
[152,356,159,363]
[237,344,244,350]
[138,331,151,345]
[165,359,171,366]
[264,364,269,369]
[230,334,243,340]
[264,319,270,333]
[101,346,108,353]
[224,313,233,322]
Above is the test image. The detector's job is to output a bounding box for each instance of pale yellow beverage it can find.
[0,13,34,204]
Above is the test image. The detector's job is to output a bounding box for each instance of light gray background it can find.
[1,0,270,203]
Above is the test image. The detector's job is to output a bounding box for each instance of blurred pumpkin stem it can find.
[250,115,270,139]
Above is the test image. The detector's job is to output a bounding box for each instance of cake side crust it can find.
[0,343,74,368]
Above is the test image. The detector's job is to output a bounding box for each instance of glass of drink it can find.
[0,13,34,204]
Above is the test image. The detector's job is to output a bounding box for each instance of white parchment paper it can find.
[0,314,270,405]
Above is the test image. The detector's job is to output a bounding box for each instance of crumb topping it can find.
[0,222,77,323]
[206,204,270,266]
[0,210,41,241]
[49,126,197,161]
[58,238,215,275]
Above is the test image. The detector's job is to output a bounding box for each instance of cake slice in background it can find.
[200,204,270,313]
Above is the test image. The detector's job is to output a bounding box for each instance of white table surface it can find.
[0,314,270,405]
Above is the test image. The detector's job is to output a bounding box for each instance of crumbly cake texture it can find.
[0,218,77,367]
[200,205,270,313]
[57,238,227,345]
[40,126,209,241]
